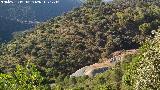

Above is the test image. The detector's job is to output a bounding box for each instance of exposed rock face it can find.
[70,49,138,77]
[70,66,88,77]
[70,64,110,77]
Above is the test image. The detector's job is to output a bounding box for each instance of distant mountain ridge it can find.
[0,16,33,42]
[0,0,82,42]
[0,0,82,22]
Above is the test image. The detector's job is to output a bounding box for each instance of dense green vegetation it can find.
[53,28,160,90]
[0,0,160,89]
[0,64,50,90]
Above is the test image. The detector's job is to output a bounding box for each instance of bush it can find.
[0,64,50,90]
[133,29,160,90]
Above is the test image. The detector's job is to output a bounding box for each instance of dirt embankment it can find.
[70,49,138,77]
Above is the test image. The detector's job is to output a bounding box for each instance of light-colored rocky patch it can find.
[70,49,138,77]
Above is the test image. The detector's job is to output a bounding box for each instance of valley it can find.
[0,0,82,42]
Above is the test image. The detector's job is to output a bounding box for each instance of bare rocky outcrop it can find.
[70,49,138,77]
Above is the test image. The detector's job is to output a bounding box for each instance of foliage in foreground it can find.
[0,64,50,90]
[128,30,160,90]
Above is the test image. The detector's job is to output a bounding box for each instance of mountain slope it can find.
[1,0,159,75]
[0,0,159,89]
[55,28,160,90]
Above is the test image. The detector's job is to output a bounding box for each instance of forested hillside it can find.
[0,0,160,90]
